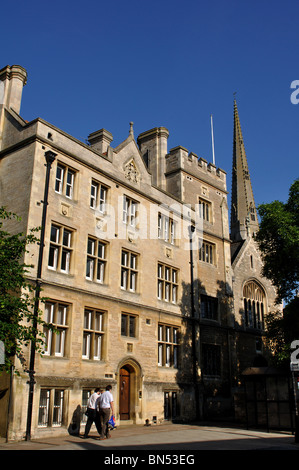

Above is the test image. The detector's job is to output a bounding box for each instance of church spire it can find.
[230,99,259,241]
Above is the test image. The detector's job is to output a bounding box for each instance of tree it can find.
[0,207,49,374]
[255,179,299,304]
[254,179,299,367]
[264,297,299,368]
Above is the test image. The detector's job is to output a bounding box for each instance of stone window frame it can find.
[90,179,108,213]
[158,323,179,368]
[55,161,76,200]
[86,236,108,284]
[38,388,66,428]
[48,223,74,274]
[82,308,105,360]
[157,263,179,303]
[121,249,138,292]
[43,300,70,357]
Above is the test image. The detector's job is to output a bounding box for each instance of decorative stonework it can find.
[124,159,139,184]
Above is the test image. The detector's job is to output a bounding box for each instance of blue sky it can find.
[2,0,298,212]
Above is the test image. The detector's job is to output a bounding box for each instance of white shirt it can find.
[87,392,101,409]
[99,390,113,409]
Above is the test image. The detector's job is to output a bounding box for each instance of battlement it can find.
[165,145,227,190]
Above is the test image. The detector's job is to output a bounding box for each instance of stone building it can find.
[0,65,277,440]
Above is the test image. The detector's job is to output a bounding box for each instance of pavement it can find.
[0,422,299,454]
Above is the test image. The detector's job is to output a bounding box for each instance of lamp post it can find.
[25,150,56,441]
[189,224,200,420]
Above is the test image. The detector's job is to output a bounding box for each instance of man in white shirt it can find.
[83,388,101,438]
[98,385,114,439]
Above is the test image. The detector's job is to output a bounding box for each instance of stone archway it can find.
[116,358,143,423]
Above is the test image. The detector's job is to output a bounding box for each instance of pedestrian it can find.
[83,388,101,438]
[98,385,114,440]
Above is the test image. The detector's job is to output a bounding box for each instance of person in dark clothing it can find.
[83,388,101,438]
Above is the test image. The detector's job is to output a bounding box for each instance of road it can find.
[1,422,298,453]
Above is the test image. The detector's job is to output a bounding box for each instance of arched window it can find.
[243,281,265,329]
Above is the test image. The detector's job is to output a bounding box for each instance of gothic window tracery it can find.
[243,281,265,330]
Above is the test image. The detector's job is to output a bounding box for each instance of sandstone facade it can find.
[0,65,278,440]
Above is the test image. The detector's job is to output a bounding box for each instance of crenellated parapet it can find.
[165,145,226,191]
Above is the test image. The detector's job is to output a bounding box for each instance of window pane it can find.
[44,302,54,323]
[66,170,74,198]
[94,312,103,331]
[87,238,95,255]
[165,283,170,301]
[121,315,127,336]
[90,182,98,208]
[157,280,163,299]
[94,334,102,360]
[38,390,50,427]
[130,254,136,269]
[63,229,71,247]
[121,251,128,266]
[55,329,65,356]
[130,201,137,226]
[82,332,90,358]
[98,242,105,259]
[84,310,92,329]
[50,225,60,243]
[53,390,64,426]
[129,316,135,337]
[57,305,67,325]
[172,285,177,303]
[123,197,128,223]
[158,344,163,366]
[173,328,178,344]
[97,260,105,282]
[158,325,163,341]
[99,186,106,213]
[55,166,64,193]
[173,346,178,368]
[61,249,70,272]
[166,345,171,366]
[86,257,94,279]
[48,245,58,269]
[130,271,136,291]
[121,268,127,289]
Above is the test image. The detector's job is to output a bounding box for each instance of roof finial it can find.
[129,121,134,137]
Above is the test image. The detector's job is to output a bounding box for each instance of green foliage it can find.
[255,179,299,304]
[0,207,48,374]
[265,297,299,368]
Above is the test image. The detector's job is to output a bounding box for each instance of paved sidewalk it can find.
[0,423,298,451]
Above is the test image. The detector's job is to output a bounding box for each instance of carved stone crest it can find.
[124,160,139,184]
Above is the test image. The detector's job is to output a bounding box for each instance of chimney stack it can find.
[0,65,27,115]
[137,127,169,190]
[88,129,113,154]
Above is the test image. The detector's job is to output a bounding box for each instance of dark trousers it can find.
[99,408,111,438]
[84,409,101,437]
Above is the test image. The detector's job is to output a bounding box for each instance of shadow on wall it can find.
[68,404,83,435]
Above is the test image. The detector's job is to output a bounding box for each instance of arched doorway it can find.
[119,366,130,420]
[117,358,143,423]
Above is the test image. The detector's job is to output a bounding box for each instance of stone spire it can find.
[230,99,259,241]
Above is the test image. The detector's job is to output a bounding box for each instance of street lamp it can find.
[25,150,56,441]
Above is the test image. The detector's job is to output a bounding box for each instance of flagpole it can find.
[210,114,215,166]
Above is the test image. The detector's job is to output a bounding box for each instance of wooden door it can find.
[119,367,130,420]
